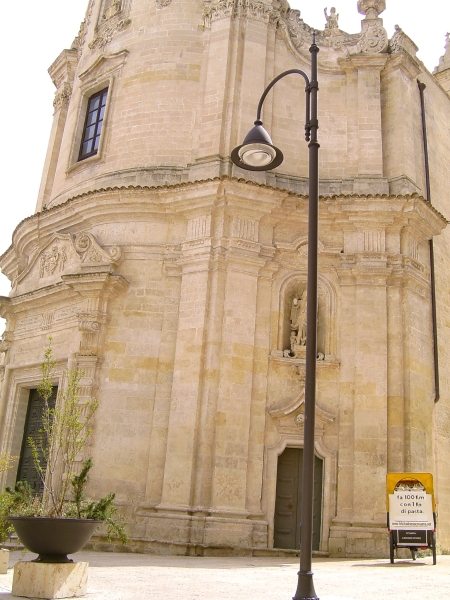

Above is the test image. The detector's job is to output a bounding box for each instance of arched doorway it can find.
[274,447,323,550]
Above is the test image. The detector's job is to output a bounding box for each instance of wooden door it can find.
[274,447,323,551]
[16,387,57,494]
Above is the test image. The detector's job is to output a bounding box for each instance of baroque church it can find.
[1,0,450,558]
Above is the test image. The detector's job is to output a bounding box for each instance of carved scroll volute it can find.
[76,311,103,356]
[73,232,123,269]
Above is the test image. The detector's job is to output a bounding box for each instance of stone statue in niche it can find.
[324,7,339,32]
[284,291,308,358]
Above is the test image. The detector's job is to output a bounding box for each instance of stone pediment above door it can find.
[14,232,123,295]
[268,391,335,438]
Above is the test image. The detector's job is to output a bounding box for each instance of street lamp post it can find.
[231,35,320,600]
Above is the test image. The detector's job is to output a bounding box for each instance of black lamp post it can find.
[231,35,320,600]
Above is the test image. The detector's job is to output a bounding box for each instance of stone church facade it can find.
[1,0,450,558]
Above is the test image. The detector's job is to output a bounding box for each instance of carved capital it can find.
[53,84,72,113]
[156,0,172,8]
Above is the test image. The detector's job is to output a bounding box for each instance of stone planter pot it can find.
[8,517,101,563]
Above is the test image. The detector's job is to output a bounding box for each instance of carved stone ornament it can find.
[13,231,123,294]
[357,0,386,18]
[39,245,68,277]
[203,0,279,28]
[90,3,131,50]
[53,84,72,112]
[268,392,335,436]
[389,25,419,57]
[156,0,172,8]
[71,1,95,58]
[0,340,10,353]
[73,232,123,266]
[357,18,388,54]
[435,32,450,73]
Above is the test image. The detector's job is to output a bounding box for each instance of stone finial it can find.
[357,0,386,19]
[434,32,450,74]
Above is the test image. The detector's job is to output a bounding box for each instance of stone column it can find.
[157,231,213,513]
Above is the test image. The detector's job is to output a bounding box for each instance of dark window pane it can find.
[89,96,101,111]
[86,111,98,126]
[84,124,96,140]
[82,140,93,156]
[79,87,109,161]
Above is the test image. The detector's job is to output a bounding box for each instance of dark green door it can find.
[274,447,323,551]
[16,387,57,494]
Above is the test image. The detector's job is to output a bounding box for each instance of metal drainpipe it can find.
[418,81,440,402]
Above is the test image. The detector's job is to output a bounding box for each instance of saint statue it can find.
[324,7,339,31]
[290,291,308,353]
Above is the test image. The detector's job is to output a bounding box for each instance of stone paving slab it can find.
[0,550,448,600]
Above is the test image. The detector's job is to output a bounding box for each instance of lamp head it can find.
[231,120,283,171]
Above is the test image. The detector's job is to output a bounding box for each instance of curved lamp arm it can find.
[256,68,311,142]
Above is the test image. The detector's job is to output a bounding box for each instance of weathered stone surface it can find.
[12,562,88,599]
[0,0,450,560]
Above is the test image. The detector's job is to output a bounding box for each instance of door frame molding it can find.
[264,435,336,553]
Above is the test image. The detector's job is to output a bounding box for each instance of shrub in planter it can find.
[0,342,127,561]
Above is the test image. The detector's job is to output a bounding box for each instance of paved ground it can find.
[0,550,448,600]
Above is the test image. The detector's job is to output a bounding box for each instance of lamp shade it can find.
[231,120,283,171]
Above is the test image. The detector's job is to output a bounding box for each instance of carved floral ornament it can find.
[156,0,172,8]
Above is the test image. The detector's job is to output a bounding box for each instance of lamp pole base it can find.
[292,570,319,600]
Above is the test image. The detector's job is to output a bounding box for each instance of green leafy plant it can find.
[0,340,127,544]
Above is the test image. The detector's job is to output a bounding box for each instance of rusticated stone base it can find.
[329,524,389,558]
[12,561,88,599]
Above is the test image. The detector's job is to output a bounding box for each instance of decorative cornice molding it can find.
[203,0,278,28]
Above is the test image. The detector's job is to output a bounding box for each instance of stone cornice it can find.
[1,178,447,275]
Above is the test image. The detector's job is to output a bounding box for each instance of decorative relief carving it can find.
[89,2,130,50]
[71,0,95,58]
[362,230,385,253]
[231,216,258,242]
[0,340,10,353]
[73,232,123,266]
[389,25,419,57]
[186,215,211,241]
[156,0,172,8]
[203,0,276,28]
[39,246,67,278]
[15,232,123,295]
[53,84,72,112]
[357,20,388,54]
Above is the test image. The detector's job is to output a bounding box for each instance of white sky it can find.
[0,0,449,301]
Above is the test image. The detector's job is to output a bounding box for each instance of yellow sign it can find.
[386,472,435,511]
